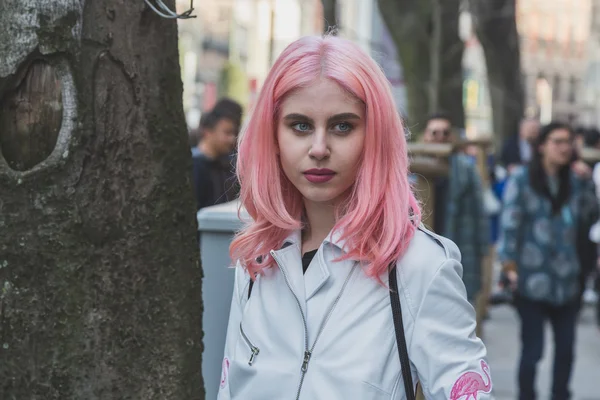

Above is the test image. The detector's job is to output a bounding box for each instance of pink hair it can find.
[230,35,421,280]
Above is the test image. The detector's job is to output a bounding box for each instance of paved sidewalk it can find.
[482,304,600,400]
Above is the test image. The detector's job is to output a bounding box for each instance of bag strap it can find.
[389,265,416,400]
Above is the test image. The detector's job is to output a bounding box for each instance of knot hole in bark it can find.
[0,60,63,171]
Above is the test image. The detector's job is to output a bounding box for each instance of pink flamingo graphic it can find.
[220,358,230,389]
[449,360,492,400]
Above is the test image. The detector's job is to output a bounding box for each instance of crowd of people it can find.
[495,120,600,399]
[420,112,600,399]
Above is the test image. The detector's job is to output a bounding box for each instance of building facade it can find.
[517,0,592,124]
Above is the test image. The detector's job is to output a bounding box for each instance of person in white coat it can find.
[218,35,492,400]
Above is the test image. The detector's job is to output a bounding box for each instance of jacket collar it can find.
[273,228,352,302]
[279,228,348,254]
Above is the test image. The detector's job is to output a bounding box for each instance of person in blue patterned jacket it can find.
[498,121,599,400]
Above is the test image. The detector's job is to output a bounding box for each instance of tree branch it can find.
[321,0,337,33]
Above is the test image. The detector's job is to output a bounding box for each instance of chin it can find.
[299,186,351,206]
[300,192,339,205]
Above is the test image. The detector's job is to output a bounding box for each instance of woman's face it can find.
[276,79,366,207]
[539,128,573,167]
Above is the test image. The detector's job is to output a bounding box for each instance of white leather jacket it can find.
[218,226,492,399]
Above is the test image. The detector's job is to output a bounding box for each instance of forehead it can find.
[522,120,540,130]
[547,128,571,140]
[279,79,363,117]
[426,118,451,129]
[215,118,235,128]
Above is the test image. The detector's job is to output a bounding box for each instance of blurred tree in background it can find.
[469,0,524,143]
[322,0,524,139]
[377,0,465,132]
[322,0,338,32]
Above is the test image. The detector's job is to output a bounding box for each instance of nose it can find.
[309,130,330,160]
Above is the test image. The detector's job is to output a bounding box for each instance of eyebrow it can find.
[282,112,362,124]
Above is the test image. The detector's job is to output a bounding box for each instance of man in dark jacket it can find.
[500,118,540,172]
[193,109,238,211]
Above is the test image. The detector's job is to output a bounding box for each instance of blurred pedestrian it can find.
[219,35,492,400]
[584,128,600,326]
[192,109,238,211]
[500,118,540,174]
[422,112,489,305]
[213,97,243,130]
[213,97,243,198]
[498,122,599,400]
[576,128,600,311]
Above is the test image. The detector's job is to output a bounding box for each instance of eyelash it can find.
[290,122,354,134]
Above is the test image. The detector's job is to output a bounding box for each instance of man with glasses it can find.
[422,112,489,307]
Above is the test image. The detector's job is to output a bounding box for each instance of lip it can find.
[303,168,336,183]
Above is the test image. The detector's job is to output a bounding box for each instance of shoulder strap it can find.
[389,265,416,400]
[248,279,254,299]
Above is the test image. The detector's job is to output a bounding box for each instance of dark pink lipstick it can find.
[303,168,336,183]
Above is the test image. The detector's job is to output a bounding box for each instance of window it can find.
[569,76,578,103]
[553,75,561,101]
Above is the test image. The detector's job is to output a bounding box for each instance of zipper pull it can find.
[248,346,260,366]
[301,350,312,372]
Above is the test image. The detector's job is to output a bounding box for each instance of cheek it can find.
[277,143,299,176]
[342,136,365,168]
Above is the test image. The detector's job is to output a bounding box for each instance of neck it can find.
[542,158,559,177]
[302,199,337,253]
[198,141,218,159]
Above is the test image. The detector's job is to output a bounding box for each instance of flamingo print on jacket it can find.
[449,360,492,400]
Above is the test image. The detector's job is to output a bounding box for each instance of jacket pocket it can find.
[239,323,260,366]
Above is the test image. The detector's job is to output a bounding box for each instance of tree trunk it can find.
[0,1,203,399]
[322,0,338,33]
[377,0,465,132]
[437,0,465,130]
[469,0,524,146]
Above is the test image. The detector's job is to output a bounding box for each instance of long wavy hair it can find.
[528,121,573,214]
[230,35,421,279]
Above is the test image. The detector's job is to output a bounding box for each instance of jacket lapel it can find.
[304,246,331,301]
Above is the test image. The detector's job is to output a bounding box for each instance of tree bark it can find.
[0,1,203,399]
[469,0,524,145]
[321,0,338,33]
[377,0,465,132]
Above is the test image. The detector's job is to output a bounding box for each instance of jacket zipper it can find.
[270,250,357,400]
[240,324,260,366]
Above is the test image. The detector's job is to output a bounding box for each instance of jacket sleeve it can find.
[497,171,524,264]
[217,265,245,400]
[410,258,493,399]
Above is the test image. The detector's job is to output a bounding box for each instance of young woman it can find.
[218,35,491,400]
[499,122,599,400]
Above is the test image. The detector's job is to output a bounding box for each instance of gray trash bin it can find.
[197,199,248,399]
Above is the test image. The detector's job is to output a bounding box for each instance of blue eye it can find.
[334,122,352,133]
[292,123,311,132]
